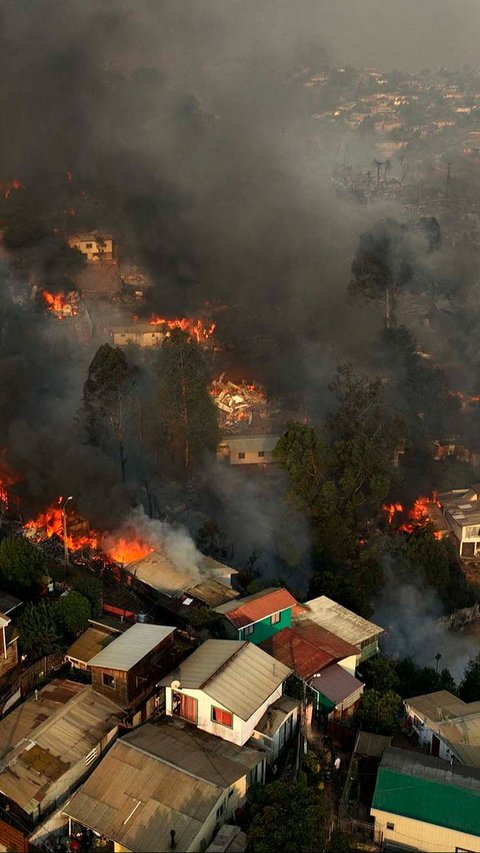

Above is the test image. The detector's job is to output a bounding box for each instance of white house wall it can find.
[165,685,284,747]
[336,654,359,677]
[372,808,480,852]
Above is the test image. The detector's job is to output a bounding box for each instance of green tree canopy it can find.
[361,656,400,694]
[459,653,480,702]
[0,536,48,596]
[248,777,326,853]
[153,329,220,474]
[358,689,402,735]
[72,575,102,618]
[55,591,91,638]
[18,600,61,659]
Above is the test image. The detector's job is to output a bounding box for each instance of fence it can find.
[333,816,383,847]
[0,653,65,715]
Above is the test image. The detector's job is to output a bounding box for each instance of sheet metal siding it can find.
[238,609,291,643]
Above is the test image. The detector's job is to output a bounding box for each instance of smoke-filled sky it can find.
[0,0,479,606]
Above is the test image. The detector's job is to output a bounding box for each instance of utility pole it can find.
[445,161,451,198]
[374,158,384,190]
[62,496,73,575]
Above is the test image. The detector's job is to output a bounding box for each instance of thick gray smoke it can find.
[374,564,479,680]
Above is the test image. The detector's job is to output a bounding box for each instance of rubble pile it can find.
[210,373,268,431]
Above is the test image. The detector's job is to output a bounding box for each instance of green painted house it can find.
[214,588,298,645]
[371,746,480,852]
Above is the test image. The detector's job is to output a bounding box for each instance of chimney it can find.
[170,829,176,848]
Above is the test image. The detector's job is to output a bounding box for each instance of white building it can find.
[68,233,114,262]
[405,690,480,766]
[438,485,480,557]
[159,639,291,748]
[217,434,279,466]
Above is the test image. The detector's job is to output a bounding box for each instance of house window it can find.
[102,673,115,689]
[211,706,233,727]
[386,823,394,831]
[258,451,265,458]
[85,242,93,249]
[172,691,198,724]
[413,715,423,729]
[244,624,254,636]
[270,612,281,625]
[216,803,225,819]
[238,452,245,459]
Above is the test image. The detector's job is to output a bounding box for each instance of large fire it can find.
[24,499,154,564]
[1,180,25,200]
[382,496,443,539]
[42,290,78,318]
[147,315,216,343]
[210,374,267,429]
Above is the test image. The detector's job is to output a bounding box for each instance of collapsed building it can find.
[211,373,282,466]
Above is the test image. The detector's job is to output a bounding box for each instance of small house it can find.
[63,718,266,853]
[88,623,176,714]
[295,595,383,661]
[217,434,279,465]
[0,592,22,680]
[404,690,480,766]
[159,639,291,747]
[124,546,238,601]
[0,679,123,829]
[108,324,166,348]
[67,233,114,262]
[214,587,297,644]
[260,620,363,717]
[371,746,480,852]
[66,617,130,671]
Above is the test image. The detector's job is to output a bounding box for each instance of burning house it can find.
[67,233,114,262]
[210,374,270,432]
[108,315,216,348]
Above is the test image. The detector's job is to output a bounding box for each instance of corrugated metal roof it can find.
[64,721,263,853]
[354,731,391,759]
[214,588,297,628]
[0,680,123,813]
[124,719,264,786]
[184,579,239,608]
[296,595,383,646]
[406,691,480,767]
[254,695,299,738]
[126,546,236,595]
[261,622,359,681]
[159,640,291,721]
[89,623,175,671]
[66,627,118,665]
[372,747,480,836]
[309,664,363,706]
[405,690,480,724]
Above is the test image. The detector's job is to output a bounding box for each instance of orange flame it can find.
[104,537,154,564]
[24,499,155,562]
[42,291,77,318]
[147,315,216,343]
[398,496,443,539]
[1,180,25,199]
[381,502,403,524]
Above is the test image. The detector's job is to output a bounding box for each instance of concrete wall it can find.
[372,807,480,852]
[165,685,284,747]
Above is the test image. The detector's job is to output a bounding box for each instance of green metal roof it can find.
[372,768,480,837]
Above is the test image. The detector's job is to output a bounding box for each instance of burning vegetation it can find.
[382,496,444,539]
[147,315,215,344]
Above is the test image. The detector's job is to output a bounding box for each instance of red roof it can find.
[260,620,360,680]
[215,587,297,629]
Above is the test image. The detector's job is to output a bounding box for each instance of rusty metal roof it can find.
[0,680,123,813]
[159,640,291,721]
[64,721,263,853]
[214,588,297,628]
[66,627,118,665]
[260,621,359,681]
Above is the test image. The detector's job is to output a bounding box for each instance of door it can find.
[431,734,440,757]
[172,691,198,724]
